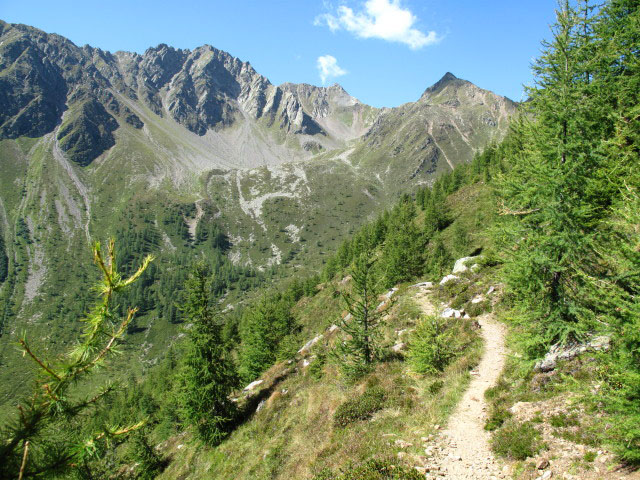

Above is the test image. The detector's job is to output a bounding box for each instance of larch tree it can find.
[337,252,385,379]
[494,0,612,353]
[0,240,152,479]
[178,261,238,446]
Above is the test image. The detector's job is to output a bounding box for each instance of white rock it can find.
[243,379,264,391]
[392,342,406,353]
[385,287,398,299]
[471,295,485,304]
[298,335,323,354]
[440,274,459,286]
[487,286,496,295]
[328,324,339,333]
[412,281,434,289]
[256,400,266,412]
[452,256,480,274]
[442,307,463,319]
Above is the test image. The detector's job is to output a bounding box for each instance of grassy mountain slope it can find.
[0,20,516,408]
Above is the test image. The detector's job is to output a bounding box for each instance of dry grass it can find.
[157,282,482,480]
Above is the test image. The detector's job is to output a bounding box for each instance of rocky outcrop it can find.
[534,336,611,372]
[0,21,366,164]
[0,20,516,173]
[57,99,118,166]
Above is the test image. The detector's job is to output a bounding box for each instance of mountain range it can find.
[0,19,517,403]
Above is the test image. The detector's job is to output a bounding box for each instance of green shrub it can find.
[334,386,386,427]
[407,316,457,374]
[309,353,327,380]
[313,459,423,480]
[491,421,544,460]
[450,290,471,310]
[440,279,468,299]
[485,405,513,431]
[584,451,597,462]
[428,380,444,395]
[465,299,491,317]
[549,412,579,428]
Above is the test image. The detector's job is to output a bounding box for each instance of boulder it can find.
[298,335,323,354]
[442,307,463,319]
[471,295,485,304]
[243,379,264,392]
[440,274,459,286]
[452,256,481,274]
[534,336,611,372]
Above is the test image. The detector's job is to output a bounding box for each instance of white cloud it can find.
[315,0,439,50]
[317,55,347,84]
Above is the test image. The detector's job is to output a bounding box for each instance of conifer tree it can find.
[592,0,640,461]
[0,240,152,479]
[495,0,612,350]
[337,252,385,378]
[427,235,452,279]
[178,262,238,446]
[238,294,296,381]
[382,201,424,287]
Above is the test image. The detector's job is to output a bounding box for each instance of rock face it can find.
[0,20,376,165]
[355,72,518,186]
[0,21,516,171]
[57,99,118,166]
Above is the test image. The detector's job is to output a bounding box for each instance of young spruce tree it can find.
[178,262,238,446]
[337,252,385,379]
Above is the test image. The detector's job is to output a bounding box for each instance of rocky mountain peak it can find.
[419,72,470,100]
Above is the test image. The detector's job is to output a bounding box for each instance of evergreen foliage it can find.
[407,316,458,374]
[238,293,298,382]
[494,0,638,350]
[492,0,640,461]
[178,262,238,446]
[0,229,7,284]
[0,240,152,479]
[336,253,385,378]
[382,201,424,287]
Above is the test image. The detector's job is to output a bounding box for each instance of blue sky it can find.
[0,0,559,108]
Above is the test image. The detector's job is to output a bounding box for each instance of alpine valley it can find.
[0,20,514,402]
[2,2,638,478]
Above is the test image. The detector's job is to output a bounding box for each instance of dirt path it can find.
[418,301,508,479]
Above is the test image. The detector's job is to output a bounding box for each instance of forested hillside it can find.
[0,0,638,479]
[0,16,515,407]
